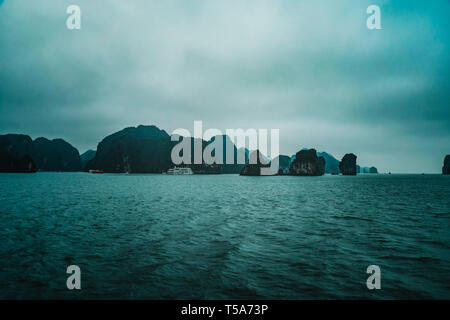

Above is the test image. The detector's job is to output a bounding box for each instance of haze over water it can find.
[0,173,449,299]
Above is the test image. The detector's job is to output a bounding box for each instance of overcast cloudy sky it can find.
[0,0,448,172]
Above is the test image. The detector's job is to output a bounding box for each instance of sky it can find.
[0,0,449,173]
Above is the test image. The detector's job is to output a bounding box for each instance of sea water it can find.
[0,173,449,299]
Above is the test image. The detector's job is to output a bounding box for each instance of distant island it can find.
[444,155,450,174]
[3,124,444,175]
[0,134,81,172]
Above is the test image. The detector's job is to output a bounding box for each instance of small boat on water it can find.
[89,169,104,174]
[166,167,194,175]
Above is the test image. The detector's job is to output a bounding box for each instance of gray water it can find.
[0,173,449,299]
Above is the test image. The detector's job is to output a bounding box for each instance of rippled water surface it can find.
[0,173,449,299]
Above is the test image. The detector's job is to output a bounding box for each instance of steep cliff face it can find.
[86,126,173,173]
[0,153,36,172]
[357,164,378,174]
[207,135,247,174]
[317,156,325,176]
[96,125,170,154]
[369,167,378,174]
[0,134,34,158]
[365,166,377,174]
[32,138,81,171]
[274,155,291,175]
[317,152,340,174]
[443,155,450,174]
[339,153,357,176]
[0,134,80,172]
[240,150,270,176]
[289,149,325,176]
[80,150,96,169]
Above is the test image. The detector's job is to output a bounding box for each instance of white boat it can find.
[166,167,194,175]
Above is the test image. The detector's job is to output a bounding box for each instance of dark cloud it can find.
[0,0,449,172]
